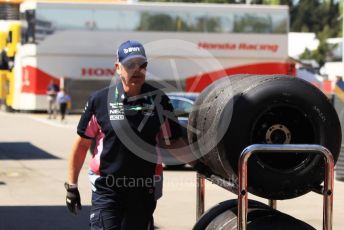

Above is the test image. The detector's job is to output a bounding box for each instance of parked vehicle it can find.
[167,92,199,139]
[1,1,293,112]
[164,92,199,168]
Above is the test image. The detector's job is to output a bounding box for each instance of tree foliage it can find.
[259,0,342,66]
[291,0,342,66]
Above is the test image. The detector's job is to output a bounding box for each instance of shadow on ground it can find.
[0,206,91,230]
[0,206,162,229]
[164,165,195,171]
[0,142,59,160]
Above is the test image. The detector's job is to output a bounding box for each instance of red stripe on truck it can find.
[20,62,295,95]
[21,66,60,94]
[185,62,295,92]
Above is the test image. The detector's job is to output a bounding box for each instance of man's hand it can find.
[65,182,82,215]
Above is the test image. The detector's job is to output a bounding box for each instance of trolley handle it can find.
[238,144,334,230]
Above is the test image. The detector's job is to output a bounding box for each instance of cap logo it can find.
[123,47,141,54]
[117,40,146,63]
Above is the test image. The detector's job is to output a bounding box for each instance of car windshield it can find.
[167,93,199,117]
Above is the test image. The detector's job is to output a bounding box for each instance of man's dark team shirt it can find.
[77,81,181,179]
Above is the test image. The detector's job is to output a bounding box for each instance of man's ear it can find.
[115,63,121,75]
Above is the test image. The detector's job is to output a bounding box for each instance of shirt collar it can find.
[114,79,149,103]
[115,80,127,102]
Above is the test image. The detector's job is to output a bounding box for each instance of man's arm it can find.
[158,94,210,171]
[67,136,92,185]
[65,94,96,215]
[65,136,92,215]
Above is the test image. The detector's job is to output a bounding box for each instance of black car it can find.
[167,92,199,138]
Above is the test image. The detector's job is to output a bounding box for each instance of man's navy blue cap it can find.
[116,40,147,63]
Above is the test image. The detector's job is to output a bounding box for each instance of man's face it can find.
[116,58,147,88]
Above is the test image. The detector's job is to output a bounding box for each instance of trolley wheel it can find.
[193,199,269,230]
[193,199,315,230]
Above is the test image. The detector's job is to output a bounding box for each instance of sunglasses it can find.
[123,61,148,70]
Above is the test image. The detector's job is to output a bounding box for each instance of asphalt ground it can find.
[0,111,344,229]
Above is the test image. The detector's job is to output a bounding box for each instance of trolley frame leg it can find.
[196,172,205,220]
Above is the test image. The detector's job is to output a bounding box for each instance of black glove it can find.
[190,161,213,178]
[64,182,82,215]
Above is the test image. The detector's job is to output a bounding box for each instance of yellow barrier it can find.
[5,70,14,107]
[0,70,6,101]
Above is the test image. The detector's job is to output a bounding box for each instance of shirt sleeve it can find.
[77,95,99,139]
[159,94,182,140]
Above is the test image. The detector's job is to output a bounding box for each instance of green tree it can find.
[137,13,177,31]
[263,0,281,4]
[295,0,342,66]
[300,25,333,67]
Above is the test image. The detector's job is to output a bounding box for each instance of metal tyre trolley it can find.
[196,144,335,230]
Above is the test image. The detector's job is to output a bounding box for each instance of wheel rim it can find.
[250,104,316,173]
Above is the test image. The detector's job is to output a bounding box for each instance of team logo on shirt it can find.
[142,103,155,116]
[110,115,125,120]
[109,102,123,108]
[109,102,125,120]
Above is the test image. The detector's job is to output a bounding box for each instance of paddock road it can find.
[0,111,343,229]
